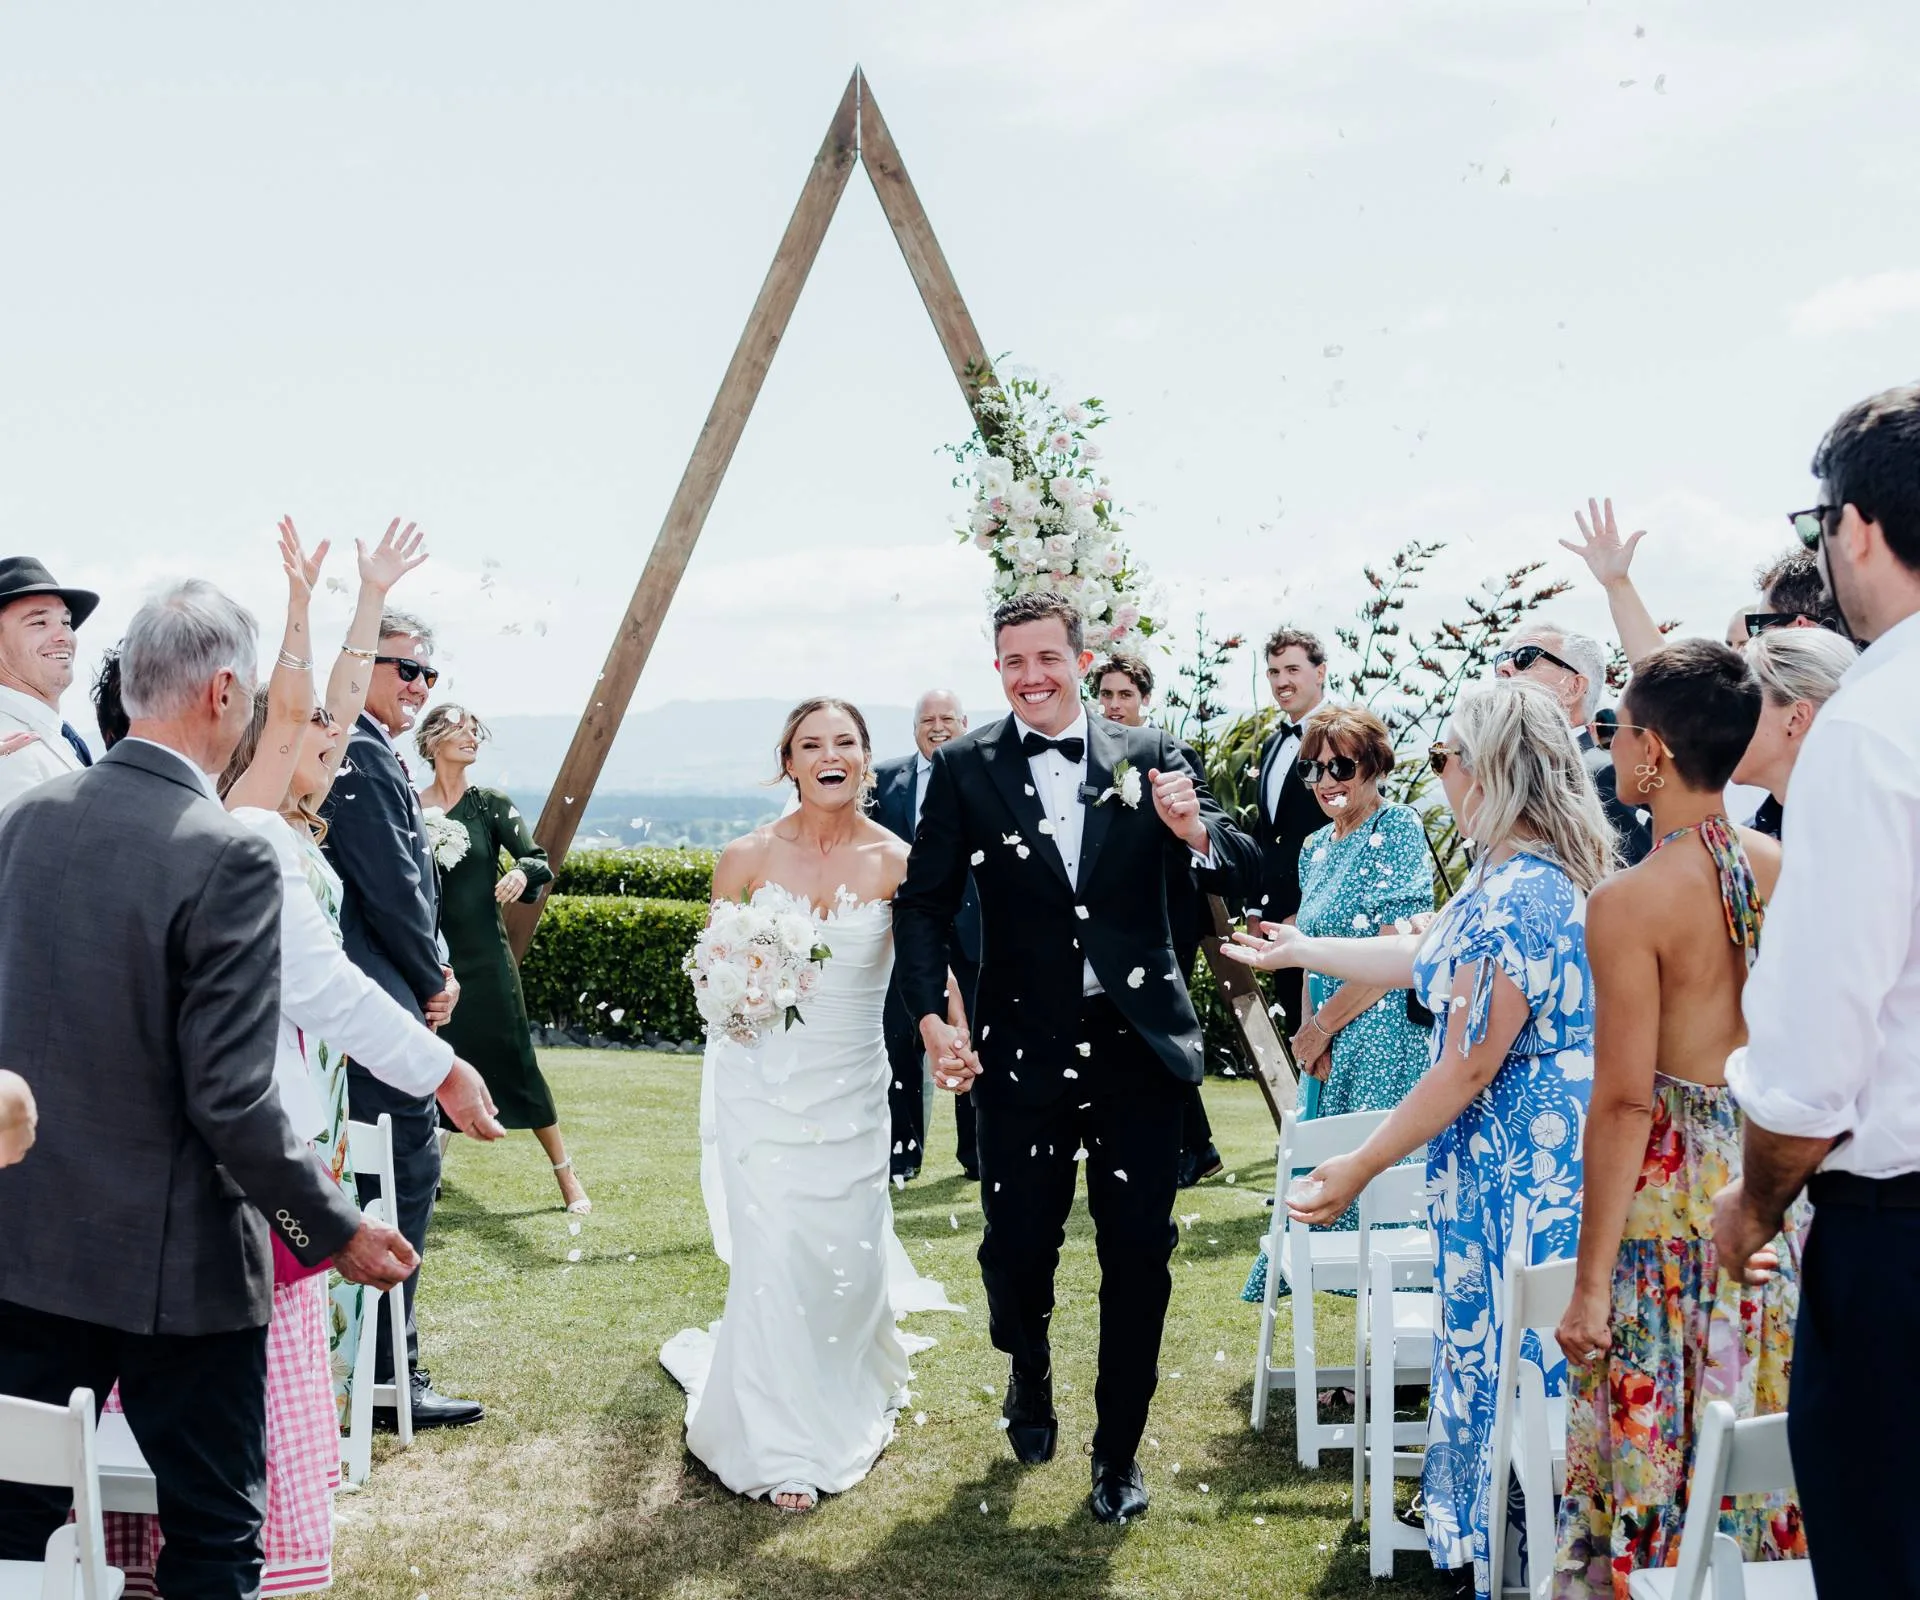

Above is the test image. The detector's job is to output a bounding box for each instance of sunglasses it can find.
[1428,743,1459,776]
[376,655,440,688]
[308,707,337,730]
[1789,505,1837,551]
[1493,643,1578,677]
[1744,611,1810,638]
[1296,755,1360,785]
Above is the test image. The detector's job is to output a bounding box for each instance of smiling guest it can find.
[0,557,101,811]
[868,691,981,1180]
[1252,627,1335,1030]
[1733,627,1859,839]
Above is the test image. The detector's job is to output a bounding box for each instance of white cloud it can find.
[1789,270,1920,336]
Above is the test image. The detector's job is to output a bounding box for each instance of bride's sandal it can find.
[553,1157,592,1215]
[771,1481,818,1513]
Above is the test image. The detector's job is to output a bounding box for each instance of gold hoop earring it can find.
[1634,763,1665,795]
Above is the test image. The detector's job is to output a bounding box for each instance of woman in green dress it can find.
[416,704,589,1212]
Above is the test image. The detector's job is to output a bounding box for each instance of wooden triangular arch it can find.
[503,68,1295,1116]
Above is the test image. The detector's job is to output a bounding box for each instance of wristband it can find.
[339,644,377,660]
[277,650,313,671]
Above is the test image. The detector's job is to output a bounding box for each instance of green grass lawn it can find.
[334,1052,1456,1599]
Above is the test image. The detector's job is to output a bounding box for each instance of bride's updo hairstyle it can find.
[1446,680,1617,893]
[773,697,877,797]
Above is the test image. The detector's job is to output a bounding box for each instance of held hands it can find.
[1708,1178,1786,1287]
[920,1015,981,1094]
[1148,768,1210,851]
[437,1058,505,1142]
[495,868,529,906]
[277,517,330,607]
[357,519,428,596]
[1560,497,1646,590]
[1218,919,1307,972]
[333,1217,419,1291]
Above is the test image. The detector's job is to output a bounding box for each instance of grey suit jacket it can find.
[0,740,362,1335]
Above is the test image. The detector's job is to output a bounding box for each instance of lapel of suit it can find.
[891,760,919,838]
[1076,715,1125,892]
[981,716,1073,893]
[1258,725,1285,825]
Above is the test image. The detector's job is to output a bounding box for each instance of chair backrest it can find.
[347,1114,397,1223]
[0,1387,113,1600]
[1509,1257,1577,1333]
[1282,1108,1393,1174]
[1665,1402,1797,1600]
[1356,1160,1430,1236]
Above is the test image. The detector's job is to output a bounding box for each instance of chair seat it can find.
[93,1412,157,1516]
[0,1559,127,1600]
[1626,1560,1817,1599]
[1276,1227,1434,1293]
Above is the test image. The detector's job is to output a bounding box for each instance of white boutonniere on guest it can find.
[1097,758,1143,809]
[684,891,832,1050]
[421,806,470,871]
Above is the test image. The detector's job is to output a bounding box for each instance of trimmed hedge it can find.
[552,846,716,901]
[520,894,708,1044]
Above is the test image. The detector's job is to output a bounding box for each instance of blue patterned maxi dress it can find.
[1412,849,1593,1598]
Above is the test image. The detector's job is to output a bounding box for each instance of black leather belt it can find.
[1808,1170,1920,1209]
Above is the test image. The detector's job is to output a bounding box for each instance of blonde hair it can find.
[1447,681,1616,893]
[416,703,491,767]
[1744,628,1856,712]
[771,697,876,796]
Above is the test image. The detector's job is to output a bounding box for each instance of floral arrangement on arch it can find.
[946,369,1160,655]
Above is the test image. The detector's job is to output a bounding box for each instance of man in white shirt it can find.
[1713,383,1920,1597]
[0,558,101,812]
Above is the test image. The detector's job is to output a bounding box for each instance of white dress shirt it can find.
[1016,709,1104,995]
[1728,609,1920,1178]
[234,808,454,1138]
[0,684,84,812]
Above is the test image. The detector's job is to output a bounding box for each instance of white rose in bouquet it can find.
[775,911,816,956]
[975,456,1016,498]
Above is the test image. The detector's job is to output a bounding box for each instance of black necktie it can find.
[1021,732,1085,763]
[59,722,93,768]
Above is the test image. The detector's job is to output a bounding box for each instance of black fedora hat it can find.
[0,557,99,629]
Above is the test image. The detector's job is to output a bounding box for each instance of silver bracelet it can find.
[339,644,376,661]
[276,650,313,671]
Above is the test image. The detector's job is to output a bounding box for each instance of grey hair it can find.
[119,580,259,721]
[1447,680,1617,893]
[378,608,435,653]
[1520,619,1608,720]
[1744,628,1857,712]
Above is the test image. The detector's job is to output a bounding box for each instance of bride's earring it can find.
[1634,763,1665,795]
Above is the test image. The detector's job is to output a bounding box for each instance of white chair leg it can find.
[390,1277,413,1448]
[1367,1271,1398,1577]
[1251,1263,1277,1432]
[1291,1244,1320,1469]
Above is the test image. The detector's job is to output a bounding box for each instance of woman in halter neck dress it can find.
[661,698,960,1513]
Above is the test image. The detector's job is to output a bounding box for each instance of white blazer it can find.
[232,807,454,1138]
[0,692,84,814]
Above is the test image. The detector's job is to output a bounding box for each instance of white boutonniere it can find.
[421,806,470,871]
[1097,758,1143,809]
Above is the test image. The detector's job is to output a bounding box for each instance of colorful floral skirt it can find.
[1552,1074,1808,1599]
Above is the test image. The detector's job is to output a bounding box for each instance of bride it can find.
[661,697,960,1512]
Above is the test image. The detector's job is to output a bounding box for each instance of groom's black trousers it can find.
[974,993,1185,1465]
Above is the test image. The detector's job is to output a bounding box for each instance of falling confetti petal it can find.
[1063,1067,1079,1079]
[1126,967,1146,988]
[980,1502,989,1515]
[568,1221,581,1236]
[1254,1516,1267,1526]
[1074,905,1089,919]
[950,1214,959,1230]
[1114,1169,1129,1182]
[1654,73,1667,93]
[1214,1350,1226,1363]
[1076,1042,1091,1057]
[566,1249,582,1262]
[1322,344,1344,358]
[914,1411,928,1426]
[971,850,986,865]
[1199,1482,1210,1493]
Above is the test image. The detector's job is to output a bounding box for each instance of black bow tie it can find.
[1278,722,1304,743]
[1021,731,1085,763]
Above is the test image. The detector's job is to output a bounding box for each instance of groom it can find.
[895,591,1258,1523]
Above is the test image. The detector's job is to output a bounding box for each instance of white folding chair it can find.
[1251,1108,1433,1466]
[1627,1403,1813,1600]
[0,1387,125,1600]
[343,1113,411,1486]
[1484,1256,1577,1599]
[91,1413,154,1518]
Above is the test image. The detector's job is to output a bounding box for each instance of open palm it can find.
[278,517,330,602]
[1560,496,1645,587]
[358,518,428,594]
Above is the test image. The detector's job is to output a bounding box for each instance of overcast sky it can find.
[7,0,1915,735]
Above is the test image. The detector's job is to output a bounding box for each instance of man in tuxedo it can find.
[0,557,101,811]
[321,608,482,1428]
[1493,621,1651,865]
[896,593,1258,1524]
[867,689,981,1180]
[0,579,414,1600]
[1090,654,1223,1187]
[1251,626,1333,1030]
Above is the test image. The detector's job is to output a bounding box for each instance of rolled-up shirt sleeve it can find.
[1729,717,1920,1144]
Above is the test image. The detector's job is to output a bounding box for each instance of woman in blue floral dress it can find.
[1223,681,1617,1598]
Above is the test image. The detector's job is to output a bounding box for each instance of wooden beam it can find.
[505,71,861,958]
[1202,894,1298,1129]
[857,73,997,422]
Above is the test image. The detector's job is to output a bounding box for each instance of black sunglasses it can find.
[1493,643,1578,676]
[1296,755,1360,785]
[1745,611,1809,638]
[308,706,337,730]
[1428,743,1458,776]
[376,655,440,689]
[1788,505,1836,551]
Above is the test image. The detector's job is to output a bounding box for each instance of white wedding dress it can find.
[660,884,957,1502]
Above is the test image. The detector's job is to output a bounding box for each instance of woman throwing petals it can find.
[1222,681,1613,1599]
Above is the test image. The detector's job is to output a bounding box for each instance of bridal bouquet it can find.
[421,807,470,871]
[683,898,832,1046]
[946,369,1161,656]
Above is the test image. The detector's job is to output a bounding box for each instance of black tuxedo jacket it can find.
[1252,720,1327,922]
[895,715,1259,1104]
[868,753,981,967]
[321,713,444,1025]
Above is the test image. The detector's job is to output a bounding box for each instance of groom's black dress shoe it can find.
[1089,1455,1149,1524]
[1002,1370,1056,1464]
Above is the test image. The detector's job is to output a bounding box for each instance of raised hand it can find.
[1218,919,1307,972]
[357,518,428,595]
[278,517,330,604]
[1148,767,1208,850]
[1560,497,1646,589]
